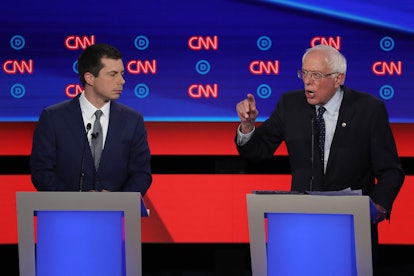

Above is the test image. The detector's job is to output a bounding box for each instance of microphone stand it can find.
[310,116,315,192]
[79,123,91,192]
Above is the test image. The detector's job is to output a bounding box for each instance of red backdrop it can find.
[0,122,412,244]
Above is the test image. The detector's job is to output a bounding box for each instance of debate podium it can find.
[247,193,373,276]
[16,192,148,276]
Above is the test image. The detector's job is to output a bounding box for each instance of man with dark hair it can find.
[30,43,152,194]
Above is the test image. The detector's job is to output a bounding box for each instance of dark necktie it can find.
[91,110,103,170]
[316,106,326,166]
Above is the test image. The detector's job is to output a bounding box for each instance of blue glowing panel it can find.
[0,0,413,122]
[261,0,414,34]
[266,213,357,276]
[36,211,125,276]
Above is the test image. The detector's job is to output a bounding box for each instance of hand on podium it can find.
[372,204,387,224]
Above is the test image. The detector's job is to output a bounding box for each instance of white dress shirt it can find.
[236,88,344,172]
[79,92,110,148]
[318,88,343,172]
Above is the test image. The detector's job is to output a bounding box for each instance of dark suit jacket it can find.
[236,86,404,214]
[30,94,152,194]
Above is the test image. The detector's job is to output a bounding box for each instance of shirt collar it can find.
[79,92,111,119]
[318,87,343,114]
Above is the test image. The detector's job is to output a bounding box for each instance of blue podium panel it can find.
[267,213,357,276]
[36,211,125,276]
[247,194,372,276]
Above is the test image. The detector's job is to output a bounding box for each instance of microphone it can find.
[309,111,316,191]
[79,123,91,192]
[86,123,92,132]
[91,132,99,139]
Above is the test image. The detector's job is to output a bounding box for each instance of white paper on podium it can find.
[306,188,378,220]
[306,187,362,196]
[252,188,378,220]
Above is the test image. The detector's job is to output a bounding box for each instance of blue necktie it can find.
[316,106,326,167]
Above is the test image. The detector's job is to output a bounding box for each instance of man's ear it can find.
[84,72,94,86]
[335,73,346,86]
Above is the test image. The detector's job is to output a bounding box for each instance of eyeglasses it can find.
[297,70,338,81]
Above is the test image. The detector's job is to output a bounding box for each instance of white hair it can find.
[302,44,347,74]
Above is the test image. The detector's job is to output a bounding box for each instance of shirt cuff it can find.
[236,125,255,146]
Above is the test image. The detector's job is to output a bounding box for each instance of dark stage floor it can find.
[2,243,414,276]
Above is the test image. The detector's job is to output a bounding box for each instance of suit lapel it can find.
[326,86,355,174]
[62,95,87,151]
[98,102,125,170]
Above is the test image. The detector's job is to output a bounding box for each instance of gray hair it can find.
[302,44,347,75]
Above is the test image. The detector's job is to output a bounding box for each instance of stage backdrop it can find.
[0,0,413,122]
[0,0,413,245]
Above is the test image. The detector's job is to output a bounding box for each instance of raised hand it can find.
[236,93,259,133]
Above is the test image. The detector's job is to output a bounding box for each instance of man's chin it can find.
[306,98,319,106]
[110,94,121,100]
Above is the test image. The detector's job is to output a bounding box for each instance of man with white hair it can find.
[235,44,404,274]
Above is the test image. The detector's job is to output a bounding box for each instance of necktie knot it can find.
[95,110,103,120]
[317,106,326,117]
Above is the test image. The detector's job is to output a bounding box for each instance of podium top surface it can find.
[16,191,148,217]
[247,193,373,217]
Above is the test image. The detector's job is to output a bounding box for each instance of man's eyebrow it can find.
[107,70,122,74]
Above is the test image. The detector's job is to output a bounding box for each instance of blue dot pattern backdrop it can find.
[0,0,413,122]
